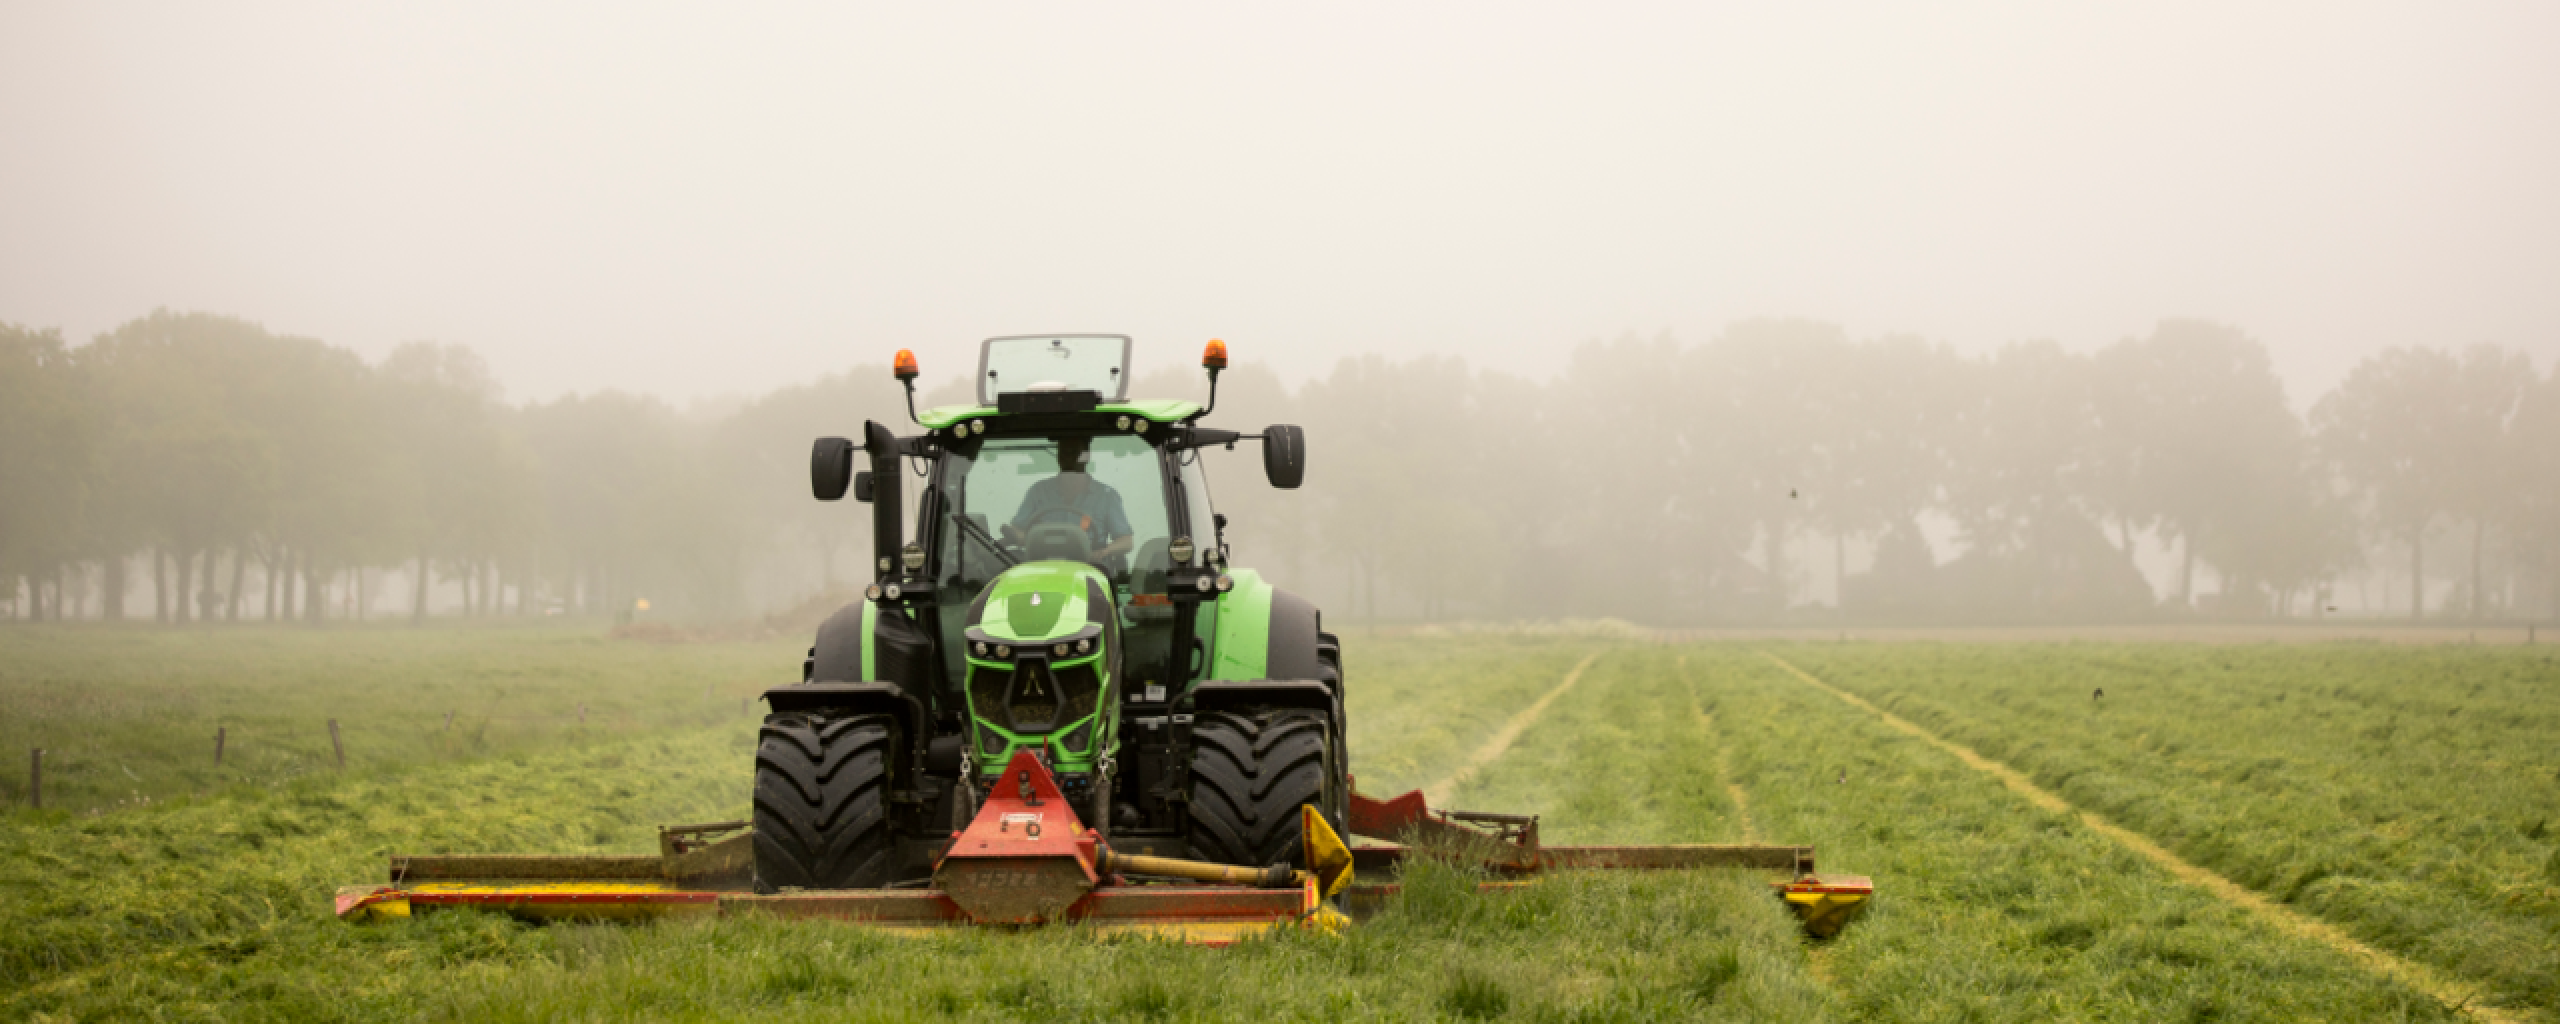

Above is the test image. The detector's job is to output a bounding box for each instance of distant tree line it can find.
[1,312,2552,625]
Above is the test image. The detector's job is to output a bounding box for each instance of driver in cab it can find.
[1003,436,1134,571]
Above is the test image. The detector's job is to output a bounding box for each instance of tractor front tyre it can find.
[752,711,898,891]
[1186,708,1337,869]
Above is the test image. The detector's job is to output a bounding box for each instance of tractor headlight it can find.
[1077,638,1091,654]
[884,583,902,600]
[1116,415,1132,430]
[1169,536,1195,565]
[864,584,883,601]
[1054,643,1070,657]
[974,641,989,657]
[877,556,892,573]
[901,541,925,572]
[1215,575,1234,593]
[1194,574,1214,593]
[995,645,1011,659]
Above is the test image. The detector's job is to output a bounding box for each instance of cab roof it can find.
[918,399,1202,431]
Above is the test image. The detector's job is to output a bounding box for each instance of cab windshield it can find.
[935,433,1173,590]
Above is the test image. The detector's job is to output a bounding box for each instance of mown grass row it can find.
[1774,643,2560,1018]
[1339,637,1600,798]
[0,625,801,814]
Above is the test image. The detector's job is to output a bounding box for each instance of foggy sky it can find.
[3,2,2555,406]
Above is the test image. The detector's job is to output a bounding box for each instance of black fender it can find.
[1264,588,1324,684]
[809,602,940,698]
[786,601,940,790]
[1189,678,1336,717]
[760,681,930,792]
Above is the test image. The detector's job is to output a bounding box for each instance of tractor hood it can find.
[966,562,1112,645]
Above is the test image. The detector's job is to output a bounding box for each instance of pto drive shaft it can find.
[1095,849,1295,888]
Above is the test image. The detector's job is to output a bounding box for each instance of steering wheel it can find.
[1019,507,1094,562]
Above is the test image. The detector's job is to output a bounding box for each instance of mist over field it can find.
[3,3,2557,628]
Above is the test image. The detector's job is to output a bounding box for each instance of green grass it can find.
[0,623,798,814]
[1343,637,1598,797]
[1457,646,2469,1022]
[1772,642,2560,1018]
[0,628,2524,1020]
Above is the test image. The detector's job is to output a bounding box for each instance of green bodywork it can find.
[961,561,1118,777]
[945,563,1278,778]
[859,600,879,682]
[1206,569,1272,681]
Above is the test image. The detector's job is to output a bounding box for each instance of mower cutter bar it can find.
[1346,787,1817,875]
[1346,841,1815,875]
[336,877,1329,945]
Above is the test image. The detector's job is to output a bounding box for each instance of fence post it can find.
[444,710,454,731]
[579,705,587,726]
[215,727,225,766]
[28,749,40,810]
[328,719,344,769]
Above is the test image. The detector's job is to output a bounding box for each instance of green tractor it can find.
[754,335,1345,890]
[328,334,1870,937]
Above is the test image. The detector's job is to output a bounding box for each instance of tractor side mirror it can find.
[1263,424,1305,489]
[852,471,875,503]
[812,437,855,500]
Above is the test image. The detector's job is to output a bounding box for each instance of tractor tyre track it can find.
[1679,656,1758,842]
[1758,650,2522,1024]
[1424,653,1603,804]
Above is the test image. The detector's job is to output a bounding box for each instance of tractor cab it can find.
[911,337,1229,794]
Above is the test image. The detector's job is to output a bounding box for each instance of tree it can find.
[2092,321,2303,611]
[709,362,909,606]
[521,391,726,617]
[2512,363,2560,617]
[0,323,95,619]
[2314,345,2530,620]
[381,341,538,619]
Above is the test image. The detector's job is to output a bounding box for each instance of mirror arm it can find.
[1168,428,1258,452]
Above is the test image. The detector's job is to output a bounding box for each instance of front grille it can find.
[1054,662,1101,726]
[968,658,1105,735]
[969,666,1010,725]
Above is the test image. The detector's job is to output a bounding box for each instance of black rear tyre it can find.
[1186,708,1338,868]
[753,711,898,891]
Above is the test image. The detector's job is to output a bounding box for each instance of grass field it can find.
[0,625,797,814]
[1774,643,2560,1016]
[0,625,2549,1021]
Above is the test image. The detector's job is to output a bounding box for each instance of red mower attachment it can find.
[336,758,1863,942]
[1341,786,1871,934]
[340,751,1347,945]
